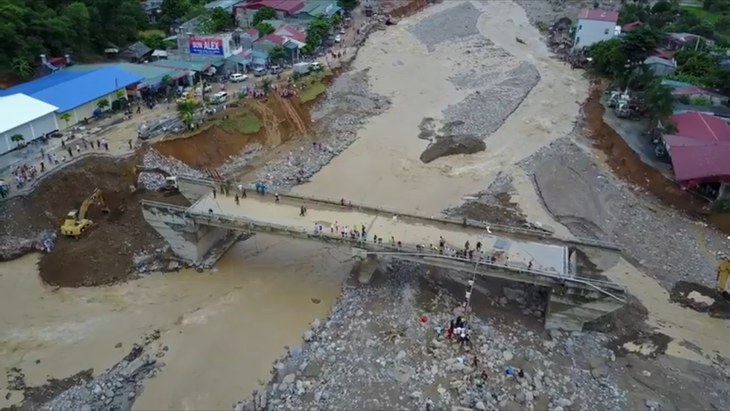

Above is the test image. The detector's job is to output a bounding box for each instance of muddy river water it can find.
[2,1,730,409]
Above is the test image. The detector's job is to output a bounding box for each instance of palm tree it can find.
[10,134,24,145]
[11,59,33,80]
[60,112,72,129]
[97,99,110,110]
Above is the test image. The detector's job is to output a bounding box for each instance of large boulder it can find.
[420,134,486,163]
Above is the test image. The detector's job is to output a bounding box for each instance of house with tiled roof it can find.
[573,9,619,49]
[661,112,730,182]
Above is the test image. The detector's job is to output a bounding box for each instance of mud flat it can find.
[294,1,589,216]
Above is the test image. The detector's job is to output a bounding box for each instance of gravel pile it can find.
[408,2,482,51]
[442,62,540,138]
[217,143,264,177]
[518,137,726,288]
[234,261,627,411]
[38,331,167,411]
[140,149,205,190]
[254,70,391,191]
[0,230,56,261]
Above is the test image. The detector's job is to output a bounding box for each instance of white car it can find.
[339,28,345,34]
[230,73,248,82]
[334,34,342,43]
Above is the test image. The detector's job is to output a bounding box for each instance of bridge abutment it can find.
[357,254,379,284]
[545,286,624,331]
[141,201,233,262]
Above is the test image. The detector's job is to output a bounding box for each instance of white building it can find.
[573,9,620,50]
[0,94,59,155]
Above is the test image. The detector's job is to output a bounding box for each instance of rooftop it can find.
[276,25,307,43]
[0,67,143,112]
[670,112,730,142]
[644,56,675,67]
[237,0,305,13]
[622,21,642,32]
[664,134,730,181]
[256,33,288,45]
[204,0,243,11]
[149,59,213,72]
[0,94,59,134]
[578,9,619,23]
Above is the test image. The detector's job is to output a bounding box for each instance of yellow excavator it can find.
[131,165,180,196]
[60,188,109,238]
[717,260,730,297]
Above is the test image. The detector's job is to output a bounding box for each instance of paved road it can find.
[189,191,569,275]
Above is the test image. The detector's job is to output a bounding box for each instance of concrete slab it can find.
[188,192,569,275]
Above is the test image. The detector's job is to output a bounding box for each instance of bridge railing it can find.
[186,208,627,299]
[177,175,623,252]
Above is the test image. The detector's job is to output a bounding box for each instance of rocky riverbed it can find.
[233,261,629,411]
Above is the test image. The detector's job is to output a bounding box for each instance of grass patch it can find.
[299,81,326,102]
[220,114,262,134]
[680,5,721,23]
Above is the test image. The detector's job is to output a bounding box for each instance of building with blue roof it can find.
[0,67,143,130]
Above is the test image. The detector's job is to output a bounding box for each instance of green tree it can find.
[10,134,24,144]
[97,99,109,110]
[11,58,33,79]
[679,53,718,79]
[304,15,332,51]
[198,7,231,33]
[645,80,675,128]
[621,27,662,67]
[716,16,730,33]
[60,112,72,129]
[176,100,200,127]
[252,6,277,25]
[590,38,627,80]
[255,22,275,36]
[332,13,343,26]
[161,74,175,98]
[337,0,358,11]
[269,45,288,64]
[138,30,167,49]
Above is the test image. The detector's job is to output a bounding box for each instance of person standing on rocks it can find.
[235,194,240,205]
[213,188,216,199]
[67,147,73,158]
[275,194,280,204]
[476,241,482,252]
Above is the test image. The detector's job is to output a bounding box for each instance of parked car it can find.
[211,91,229,104]
[334,34,342,43]
[253,67,267,77]
[339,28,346,34]
[269,65,283,74]
[230,73,248,82]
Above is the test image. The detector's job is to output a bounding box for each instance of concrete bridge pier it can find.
[356,252,379,284]
[545,285,624,331]
[141,201,234,262]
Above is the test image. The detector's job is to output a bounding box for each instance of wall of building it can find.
[176,33,244,62]
[55,90,122,130]
[1,113,59,155]
[573,19,616,49]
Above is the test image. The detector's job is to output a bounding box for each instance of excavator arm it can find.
[77,188,106,220]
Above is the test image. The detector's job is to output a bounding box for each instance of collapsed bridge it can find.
[140,176,627,331]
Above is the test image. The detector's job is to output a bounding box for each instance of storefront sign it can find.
[189,37,224,55]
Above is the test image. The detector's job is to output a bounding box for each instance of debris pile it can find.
[254,70,391,190]
[137,114,186,140]
[233,261,628,411]
[140,149,205,190]
[38,330,167,411]
[0,230,56,261]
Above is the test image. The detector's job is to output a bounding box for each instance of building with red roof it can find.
[234,0,305,19]
[662,112,730,182]
[574,9,620,49]
[621,21,642,33]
